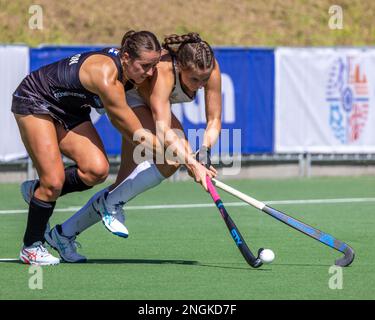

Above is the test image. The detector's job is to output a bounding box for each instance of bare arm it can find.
[203,59,222,149]
[143,62,216,189]
[79,55,160,156]
[146,64,205,171]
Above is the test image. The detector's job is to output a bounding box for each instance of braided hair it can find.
[162,33,214,71]
[120,30,161,59]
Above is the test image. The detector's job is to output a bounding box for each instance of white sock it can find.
[60,161,164,237]
[61,188,107,238]
[106,161,165,207]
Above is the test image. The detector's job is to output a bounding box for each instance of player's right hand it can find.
[187,160,216,191]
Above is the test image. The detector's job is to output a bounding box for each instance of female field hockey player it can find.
[13,31,214,265]
[44,32,222,263]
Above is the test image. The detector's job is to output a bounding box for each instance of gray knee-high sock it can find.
[106,161,165,207]
[61,188,107,238]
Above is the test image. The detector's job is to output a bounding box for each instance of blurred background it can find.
[1,0,374,46]
[1,0,375,181]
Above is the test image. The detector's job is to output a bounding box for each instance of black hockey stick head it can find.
[242,247,263,268]
[252,258,263,268]
[335,246,355,267]
[249,248,264,268]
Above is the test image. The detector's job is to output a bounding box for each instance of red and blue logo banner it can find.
[275,48,375,153]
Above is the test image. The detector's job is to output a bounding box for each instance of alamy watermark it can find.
[28,265,43,290]
[132,124,242,175]
[328,5,343,30]
[29,5,43,30]
[328,265,343,290]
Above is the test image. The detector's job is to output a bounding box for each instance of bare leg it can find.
[15,114,65,201]
[57,121,109,187]
[15,114,64,247]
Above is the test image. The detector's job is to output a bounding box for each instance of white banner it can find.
[0,46,29,161]
[275,47,375,153]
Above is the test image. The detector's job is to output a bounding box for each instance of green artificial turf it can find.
[0,176,374,300]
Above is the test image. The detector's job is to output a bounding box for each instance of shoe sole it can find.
[93,204,129,238]
[45,231,87,263]
[19,253,60,266]
[101,220,129,238]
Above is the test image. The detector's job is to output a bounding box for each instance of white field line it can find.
[0,259,18,261]
[0,197,375,215]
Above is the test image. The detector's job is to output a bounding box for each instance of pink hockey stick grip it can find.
[206,176,221,202]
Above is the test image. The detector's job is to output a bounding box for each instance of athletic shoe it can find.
[19,241,60,266]
[21,179,39,204]
[45,225,87,263]
[92,193,129,238]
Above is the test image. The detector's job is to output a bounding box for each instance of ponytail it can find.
[162,33,214,70]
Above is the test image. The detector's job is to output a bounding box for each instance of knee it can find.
[92,164,109,184]
[82,161,109,185]
[39,175,65,200]
[156,163,179,179]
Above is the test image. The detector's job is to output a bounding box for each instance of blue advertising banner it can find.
[30,46,275,155]
[30,46,105,71]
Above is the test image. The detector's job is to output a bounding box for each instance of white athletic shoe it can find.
[19,241,60,266]
[92,193,129,238]
[21,179,39,204]
[45,225,87,263]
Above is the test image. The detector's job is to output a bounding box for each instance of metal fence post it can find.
[27,157,34,180]
[306,153,312,177]
[298,153,305,177]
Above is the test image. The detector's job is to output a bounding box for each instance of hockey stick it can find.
[212,178,355,267]
[206,176,263,268]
